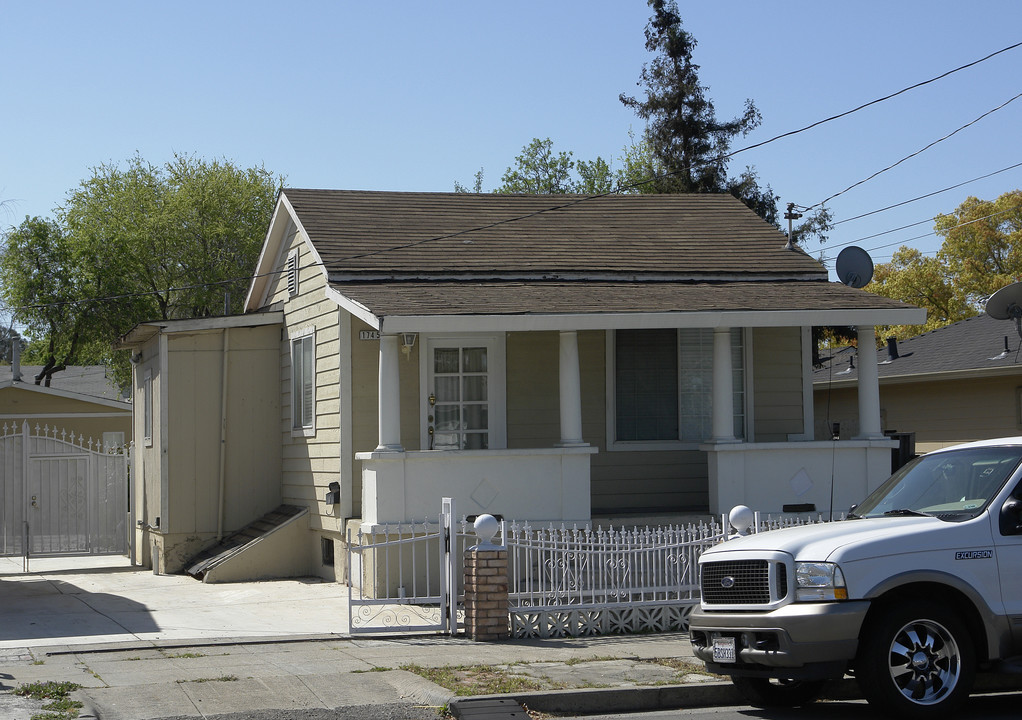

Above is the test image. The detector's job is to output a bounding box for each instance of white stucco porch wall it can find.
[356,446,598,528]
[704,439,898,517]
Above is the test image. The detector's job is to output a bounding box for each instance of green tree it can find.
[865,189,1022,339]
[0,217,104,384]
[620,1,765,202]
[934,190,1022,308]
[0,154,281,386]
[494,137,614,195]
[454,168,485,193]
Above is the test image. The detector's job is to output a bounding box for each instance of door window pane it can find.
[431,344,491,450]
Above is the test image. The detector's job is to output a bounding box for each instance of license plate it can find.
[712,636,736,663]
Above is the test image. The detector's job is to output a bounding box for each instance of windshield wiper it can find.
[883,508,933,517]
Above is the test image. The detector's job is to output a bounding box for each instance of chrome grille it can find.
[776,562,788,601]
[701,560,771,604]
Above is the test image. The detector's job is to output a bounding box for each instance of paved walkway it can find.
[0,555,724,719]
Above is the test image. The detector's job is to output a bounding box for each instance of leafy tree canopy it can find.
[0,153,281,387]
[866,189,1022,339]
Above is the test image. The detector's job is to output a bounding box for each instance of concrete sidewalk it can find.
[0,555,720,719]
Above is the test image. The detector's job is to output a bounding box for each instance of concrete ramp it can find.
[186,505,309,583]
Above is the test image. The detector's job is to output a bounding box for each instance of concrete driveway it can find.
[0,554,351,649]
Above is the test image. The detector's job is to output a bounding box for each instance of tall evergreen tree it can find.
[620,0,777,224]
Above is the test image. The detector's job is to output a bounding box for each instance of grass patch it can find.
[166,652,205,659]
[14,681,81,700]
[14,681,83,720]
[400,664,548,697]
[562,655,620,666]
[176,675,238,684]
[645,657,725,677]
[351,666,392,673]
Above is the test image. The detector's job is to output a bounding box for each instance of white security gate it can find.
[347,498,468,635]
[0,421,129,558]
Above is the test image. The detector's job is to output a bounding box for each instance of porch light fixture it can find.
[401,333,417,357]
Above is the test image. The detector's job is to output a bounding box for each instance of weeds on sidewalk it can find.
[400,664,550,696]
[13,680,83,720]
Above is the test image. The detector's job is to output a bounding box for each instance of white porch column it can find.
[855,325,884,439]
[711,327,737,443]
[558,330,585,446]
[376,333,404,451]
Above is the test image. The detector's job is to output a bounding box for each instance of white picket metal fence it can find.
[347,498,472,635]
[346,497,834,638]
[0,421,130,564]
[505,519,724,638]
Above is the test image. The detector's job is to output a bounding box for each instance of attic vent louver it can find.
[286,249,299,297]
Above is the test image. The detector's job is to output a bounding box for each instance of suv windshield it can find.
[854,445,1022,520]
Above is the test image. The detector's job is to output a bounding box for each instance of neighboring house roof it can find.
[0,365,130,407]
[814,313,1022,386]
[246,189,925,331]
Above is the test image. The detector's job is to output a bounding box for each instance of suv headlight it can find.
[795,562,847,601]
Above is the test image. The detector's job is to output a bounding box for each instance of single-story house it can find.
[0,350,131,446]
[117,189,924,579]
[814,312,1022,454]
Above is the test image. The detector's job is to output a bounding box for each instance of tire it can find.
[731,676,827,707]
[855,600,975,718]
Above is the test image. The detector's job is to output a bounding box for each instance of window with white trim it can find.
[291,330,315,435]
[612,328,745,446]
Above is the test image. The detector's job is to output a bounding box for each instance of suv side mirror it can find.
[999,498,1022,536]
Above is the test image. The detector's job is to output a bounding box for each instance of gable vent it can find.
[286,250,299,297]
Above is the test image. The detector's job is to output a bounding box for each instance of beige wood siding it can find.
[261,231,344,535]
[0,387,130,443]
[751,327,805,441]
[816,374,1022,453]
[507,331,560,448]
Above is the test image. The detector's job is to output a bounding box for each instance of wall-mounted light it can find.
[401,332,417,358]
[325,481,340,505]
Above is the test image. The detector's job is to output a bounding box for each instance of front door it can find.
[422,336,506,451]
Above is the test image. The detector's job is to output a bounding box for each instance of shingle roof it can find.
[337,280,914,317]
[814,313,1022,384]
[0,365,127,402]
[283,189,827,278]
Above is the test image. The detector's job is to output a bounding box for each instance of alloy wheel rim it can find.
[887,618,960,705]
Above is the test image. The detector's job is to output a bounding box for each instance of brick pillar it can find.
[464,547,509,641]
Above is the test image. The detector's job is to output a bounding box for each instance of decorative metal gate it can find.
[0,421,129,559]
[347,497,469,635]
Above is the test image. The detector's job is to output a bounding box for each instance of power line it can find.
[346,42,1022,262]
[805,90,1022,211]
[833,160,1022,225]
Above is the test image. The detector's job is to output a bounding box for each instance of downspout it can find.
[217,328,230,543]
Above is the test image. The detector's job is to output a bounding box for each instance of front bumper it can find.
[689,600,870,679]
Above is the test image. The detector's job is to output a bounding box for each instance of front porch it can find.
[360,323,906,524]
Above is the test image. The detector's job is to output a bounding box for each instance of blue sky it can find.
[3,1,1020,280]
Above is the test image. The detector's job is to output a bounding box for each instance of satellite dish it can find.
[986,281,1022,340]
[836,247,874,288]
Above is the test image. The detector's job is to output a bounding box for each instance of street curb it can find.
[453,674,1022,717]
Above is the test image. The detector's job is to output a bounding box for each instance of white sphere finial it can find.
[473,514,500,548]
[729,505,755,536]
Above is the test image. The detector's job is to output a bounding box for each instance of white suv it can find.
[689,437,1022,718]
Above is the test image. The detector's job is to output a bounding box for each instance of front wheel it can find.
[855,600,975,718]
[731,676,826,707]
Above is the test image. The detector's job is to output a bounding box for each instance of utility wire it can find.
[833,160,1022,225]
[805,91,1022,210]
[8,46,1022,315]
[346,42,1022,262]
